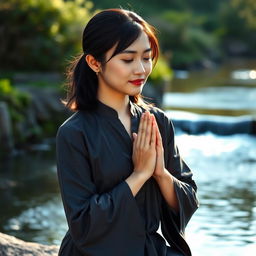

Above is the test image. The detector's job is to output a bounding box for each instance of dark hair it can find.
[65,9,159,111]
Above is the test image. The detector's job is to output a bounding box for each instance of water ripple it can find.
[178,133,256,255]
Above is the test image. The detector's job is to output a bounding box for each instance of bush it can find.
[0,0,93,71]
[149,56,173,85]
[0,79,33,144]
[0,79,31,118]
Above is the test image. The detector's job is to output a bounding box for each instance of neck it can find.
[97,92,130,117]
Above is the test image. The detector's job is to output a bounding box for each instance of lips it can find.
[129,79,145,86]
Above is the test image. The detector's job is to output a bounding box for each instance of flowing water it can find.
[176,132,256,255]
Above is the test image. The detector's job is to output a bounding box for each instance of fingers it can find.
[137,111,149,147]
[144,113,153,148]
[140,112,149,148]
[132,132,137,146]
[135,111,158,149]
[154,118,163,148]
[136,112,145,147]
[150,116,156,147]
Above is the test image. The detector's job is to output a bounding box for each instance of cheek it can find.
[108,62,131,78]
[145,62,153,76]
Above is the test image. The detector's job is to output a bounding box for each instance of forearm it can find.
[125,171,148,196]
[154,168,179,212]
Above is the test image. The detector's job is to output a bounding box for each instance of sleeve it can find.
[56,124,145,254]
[159,114,199,255]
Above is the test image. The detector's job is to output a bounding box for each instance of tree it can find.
[217,0,256,56]
[0,0,93,71]
[231,0,256,29]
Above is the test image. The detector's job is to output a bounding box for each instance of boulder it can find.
[0,232,59,256]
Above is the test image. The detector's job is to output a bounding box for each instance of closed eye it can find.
[122,59,133,63]
[122,57,151,63]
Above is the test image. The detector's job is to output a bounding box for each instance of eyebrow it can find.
[120,48,152,54]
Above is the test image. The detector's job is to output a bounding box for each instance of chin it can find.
[128,90,142,97]
[131,86,144,95]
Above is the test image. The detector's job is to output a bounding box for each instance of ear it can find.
[85,54,101,73]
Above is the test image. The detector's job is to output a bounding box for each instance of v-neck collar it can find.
[95,100,141,148]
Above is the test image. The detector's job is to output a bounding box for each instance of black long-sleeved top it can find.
[56,100,198,256]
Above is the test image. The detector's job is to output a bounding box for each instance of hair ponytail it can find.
[65,54,98,111]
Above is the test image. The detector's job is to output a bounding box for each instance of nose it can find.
[134,60,146,74]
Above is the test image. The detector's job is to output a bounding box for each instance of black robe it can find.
[56,100,198,256]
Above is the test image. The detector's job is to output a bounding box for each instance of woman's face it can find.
[98,31,153,98]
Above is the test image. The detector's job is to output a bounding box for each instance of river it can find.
[0,132,255,255]
[0,59,255,255]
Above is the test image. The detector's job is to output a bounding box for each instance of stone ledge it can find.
[0,232,59,256]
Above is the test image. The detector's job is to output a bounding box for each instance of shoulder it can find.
[57,111,88,139]
[149,105,167,120]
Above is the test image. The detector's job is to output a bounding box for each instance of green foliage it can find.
[0,0,93,71]
[90,0,232,22]
[91,0,222,16]
[0,78,32,145]
[1,0,255,72]
[156,11,219,68]
[0,79,31,112]
[149,56,173,84]
[0,79,64,145]
[231,0,256,29]
[217,0,256,55]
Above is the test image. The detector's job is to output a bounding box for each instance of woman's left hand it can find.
[151,115,179,211]
[152,116,166,178]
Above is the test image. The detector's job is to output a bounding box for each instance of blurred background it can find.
[0,0,255,255]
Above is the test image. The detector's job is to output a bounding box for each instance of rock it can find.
[11,86,70,146]
[13,73,62,85]
[0,232,59,256]
[0,102,14,154]
[18,86,68,122]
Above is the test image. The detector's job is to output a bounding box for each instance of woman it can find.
[56,9,198,256]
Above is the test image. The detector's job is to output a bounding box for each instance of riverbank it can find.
[0,85,70,157]
[0,232,58,256]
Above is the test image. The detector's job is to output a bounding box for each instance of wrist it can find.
[153,168,170,181]
[125,170,149,197]
[132,170,151,182]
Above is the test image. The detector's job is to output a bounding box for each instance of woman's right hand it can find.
[132,111,157,181]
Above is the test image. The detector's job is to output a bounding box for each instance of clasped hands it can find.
[132,111,166,181]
